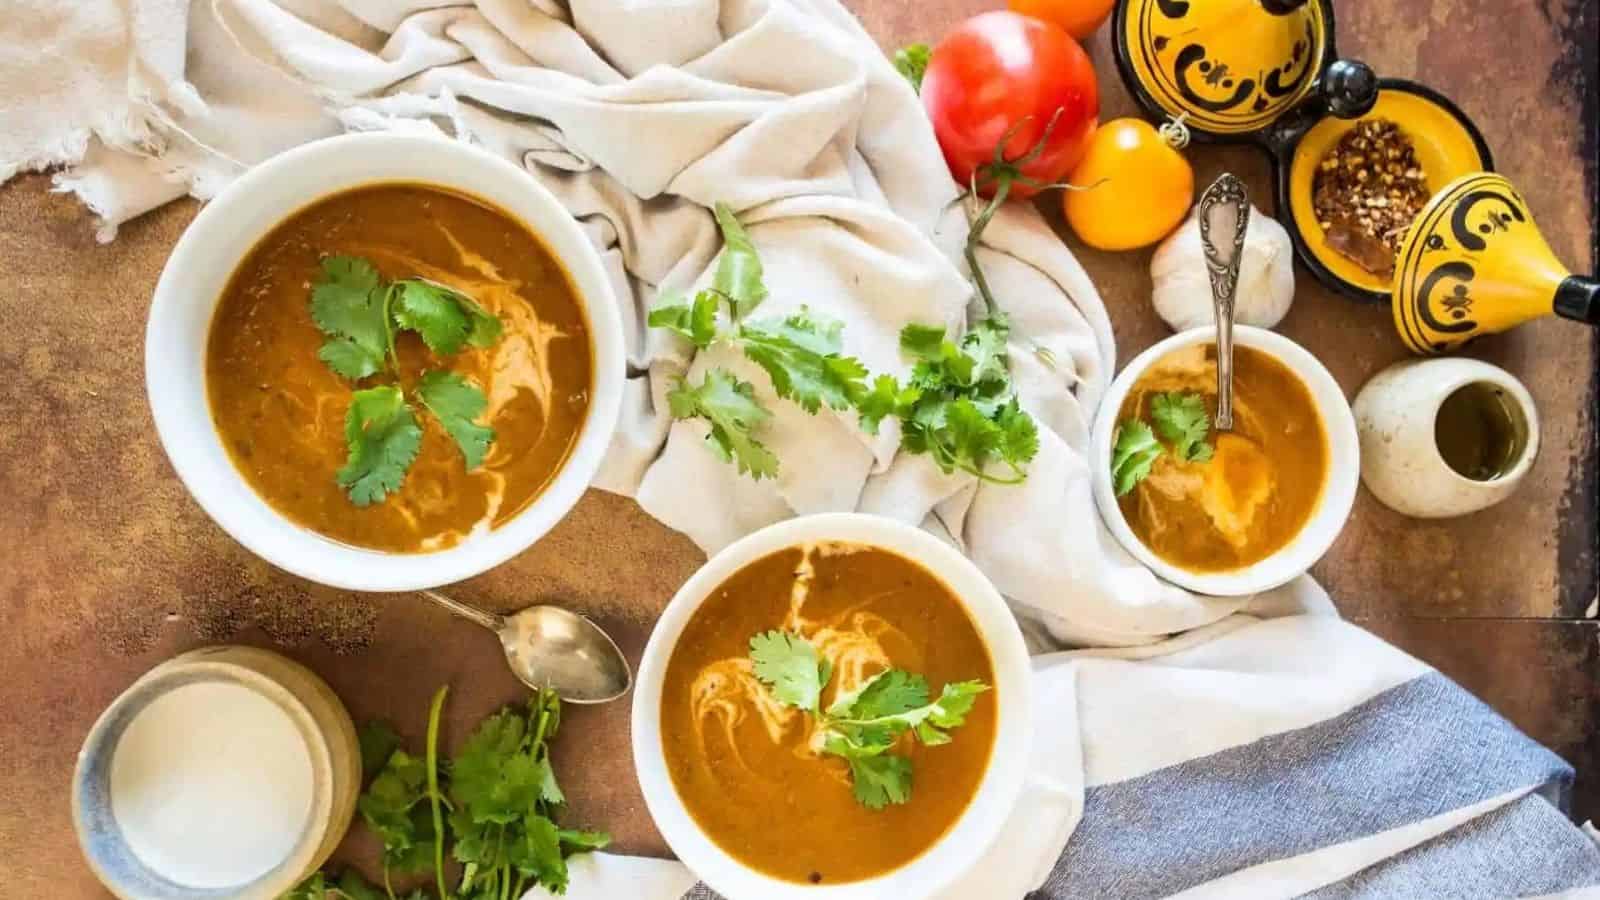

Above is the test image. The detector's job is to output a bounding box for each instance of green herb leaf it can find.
[844,753,913,810]
[357,721,403,783]
[749,630,833,713]
[739,308,869,414]
[1150,391,1214,462]
[667,369,779,480]
[337,386,423,506]
[356,748,436,876]
[416,370,495,470]
[827,669,930,719]
[856,374,918,435]
[893,43,932,93]
[711,202,768,319]
[311,255,391,380]
[508,813,566,893]
[558,829,612,851]
[647,291,719,349]
[1111,420,1163,496]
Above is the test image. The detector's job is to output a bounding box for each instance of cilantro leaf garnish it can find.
[307,686,609,900]
[416,371,494,470]
[311,255,392,380]
[740,309,869,414]
[1150,391,1214,462]
[893,43,931,93]
[337,386,423,507]
[647,203,1040,484]
[750,630,833,713]
[1112,391,1216,495]
[667,370,779,480]
[1111,420,1163,496]
[647,290,719,349]
[391,279,503,356]
[844,753,913,811]
[746,631,988,810]
[304,256,506,504]
[711,203,768,318]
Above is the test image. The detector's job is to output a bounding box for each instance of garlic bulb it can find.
[1150,204,1296,332]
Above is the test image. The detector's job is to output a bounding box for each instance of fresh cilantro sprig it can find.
[748,629,989,810]
[649,203,1038,484]
[286,687,609,900]
[893,44,931,93]
[306,256,503,506]
[1110,391,1216,496]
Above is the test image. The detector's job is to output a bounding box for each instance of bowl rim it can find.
[144,132,625,592]
[72,657,336,899]
[1088,326,1360,597]
[630,512,1033,900]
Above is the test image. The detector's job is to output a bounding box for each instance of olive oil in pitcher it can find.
[1433,382,1530,482]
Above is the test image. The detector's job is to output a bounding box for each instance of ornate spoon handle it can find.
[1197,174,1251,432]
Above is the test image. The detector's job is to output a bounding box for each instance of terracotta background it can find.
[1,0,1595,896]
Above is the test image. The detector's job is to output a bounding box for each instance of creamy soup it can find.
[660,544,997,885]
[1116,343,1328,572]
[206,184,591,552]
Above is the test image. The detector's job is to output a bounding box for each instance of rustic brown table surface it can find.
[2,0,1596,895]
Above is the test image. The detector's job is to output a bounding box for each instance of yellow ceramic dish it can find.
[1285,84,1493,301]
[1117,0,1328,136]
[1393,172,1598,354]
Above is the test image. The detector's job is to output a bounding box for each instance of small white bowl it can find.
[631,513,1032,900]
[1088,326,1359,597]
[73,646,359,900]
[145,133,624,591]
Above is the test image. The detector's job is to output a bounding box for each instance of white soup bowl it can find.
[145,133,624,592]
[632,512,1032,900]
[1089,326,1359,597]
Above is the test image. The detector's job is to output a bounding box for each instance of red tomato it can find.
[921,11,1100,199]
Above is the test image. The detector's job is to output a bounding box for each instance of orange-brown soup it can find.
[660,544,997,885]
[1116,343,1327,572]
[206,184,591,552]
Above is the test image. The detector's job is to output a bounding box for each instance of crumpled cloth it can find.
[3,0,1237,647]
[11,3,1593,899]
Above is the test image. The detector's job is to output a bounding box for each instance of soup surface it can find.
[1116,344,1328,572]
[660,544,997,885]
[207,184,591,552]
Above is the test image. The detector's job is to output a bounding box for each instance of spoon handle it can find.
[1197,174,1251,432]
[419,589,506,633]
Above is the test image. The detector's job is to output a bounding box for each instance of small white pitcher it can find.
[1352,358,1539,518]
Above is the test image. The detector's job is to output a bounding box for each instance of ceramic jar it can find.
[74,646,360,900]
[1352,358,1538,518]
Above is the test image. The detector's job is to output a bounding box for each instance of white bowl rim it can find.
[631,512,1032,900]
[1088,326,1360,597]
[145,132,624,592]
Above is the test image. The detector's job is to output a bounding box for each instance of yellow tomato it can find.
[1064,118,1195,252]
[1007,0,1116,40]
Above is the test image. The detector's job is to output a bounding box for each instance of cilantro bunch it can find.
[1110,391,1216,495]
[283,686,610,900]
[307,256,503,506]
[649,203,1038,484]
[748,630,988,810]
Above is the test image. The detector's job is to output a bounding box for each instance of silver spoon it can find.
[1196,173,1251,432]
[419,590,632,704]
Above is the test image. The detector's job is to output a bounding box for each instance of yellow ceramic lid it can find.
[1116,0,1330,136]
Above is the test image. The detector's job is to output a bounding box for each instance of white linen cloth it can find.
[7,2,1596,898]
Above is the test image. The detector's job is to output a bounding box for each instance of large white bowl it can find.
[1089,326,1360,597]
[145,133,624,592]
[632,513,1032,900]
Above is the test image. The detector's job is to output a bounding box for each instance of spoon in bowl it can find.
[1196,173,1251,432]
[419,589,632,704]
